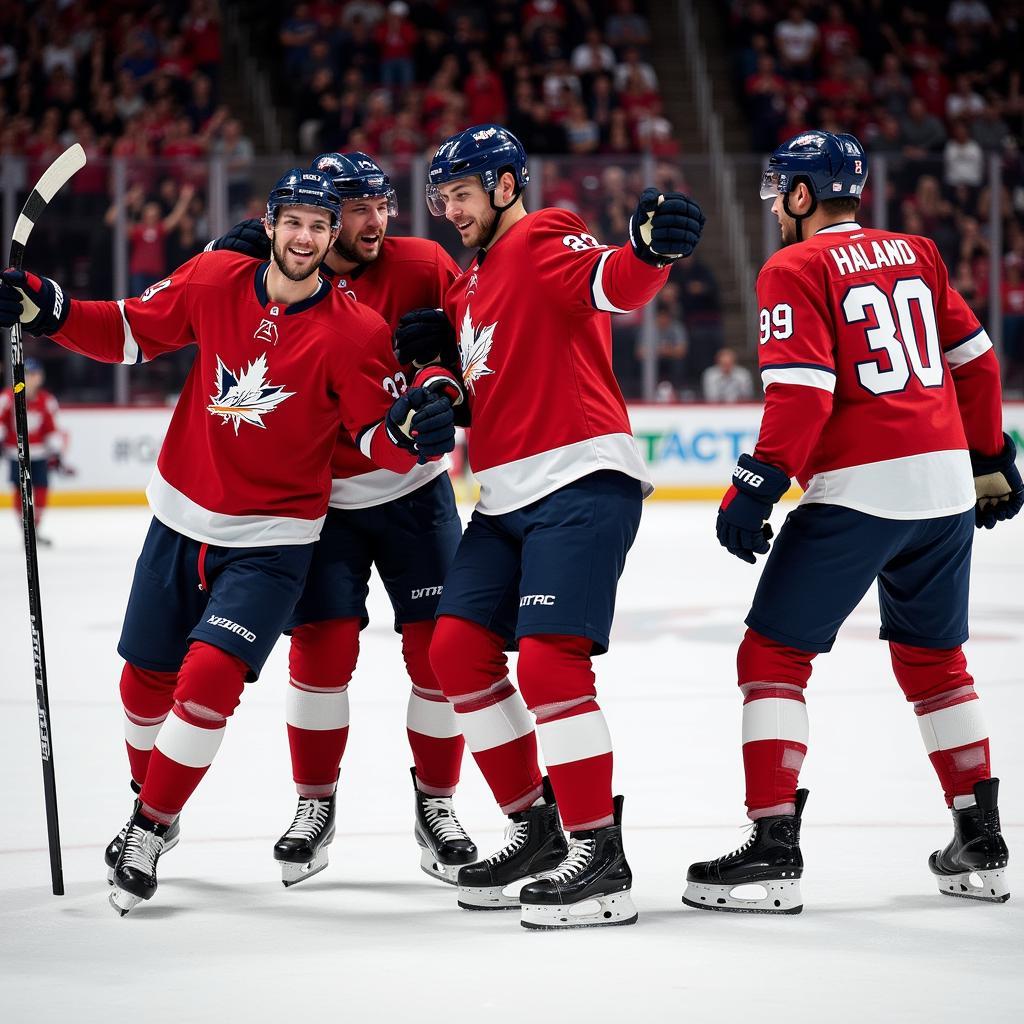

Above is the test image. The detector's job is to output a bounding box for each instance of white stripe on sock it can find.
[123,712,165,751]
[154,712,225,769]
[537,709,612,766]
[456,691,534,753]
[917,702,987,755]
[407,690,460,739]
[287,682,350,732]
[742,696,809,745]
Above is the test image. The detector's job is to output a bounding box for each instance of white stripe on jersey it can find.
[473,431,654,515]
[358,421,380,461]
[944,328,993,368]
[328,458,449,510]
[117,300,140,364]
[761,365,837,393]
[799,449,975,520]
[590,250,630,314]
[146,466,326,546]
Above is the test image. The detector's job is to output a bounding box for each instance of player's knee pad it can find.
[429,615,508,700]
[119,662,178,717]
[517,634,596,721]
[737,628,815,692]
[289,617,360,689]
[889,642,974,704]
[174,640,248,723]
[401,620,439,690]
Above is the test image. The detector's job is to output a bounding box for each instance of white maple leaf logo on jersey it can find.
[459,309,497,393]
[207,353,295,434]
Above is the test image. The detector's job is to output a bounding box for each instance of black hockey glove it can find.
[386,386,456,464]
[394,307,460,370]
[0,269,69,335]
[716,454,791,564]
[629,188,705,268]
[204,218,271,260]
[970,433,1024,529]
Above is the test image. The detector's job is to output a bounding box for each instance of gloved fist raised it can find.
[204,218,271,260]
[629,188,705,267]
[385,385,456,464]
[0,269,69,335]
[394,307,460,370]
[971,433,1024,529]
[716,453,790,563]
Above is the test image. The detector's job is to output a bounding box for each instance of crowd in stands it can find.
[278,0,679,160]
[729,0,1024,386]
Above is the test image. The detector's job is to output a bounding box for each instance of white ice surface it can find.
[1,503,1021,1022]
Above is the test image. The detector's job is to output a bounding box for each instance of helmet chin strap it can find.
[481,179,522,250]
[783,188,817,243]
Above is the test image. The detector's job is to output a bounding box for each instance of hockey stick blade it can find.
[7,141,87,897]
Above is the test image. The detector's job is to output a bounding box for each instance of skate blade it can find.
[520,890,638,930]
[109,887,145,917]
[279,846,330,888]
[683,878,803,914]
[457,879,532,910]
[107,831,180,886]
[934,867,1010,903]
[419,848,462,886]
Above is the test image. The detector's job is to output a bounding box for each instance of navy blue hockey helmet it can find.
[760,129,868,203]
[310,151,398,216]
[265,168,342,229]
[425,124,529,216]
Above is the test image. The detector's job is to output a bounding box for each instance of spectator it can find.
[946,73,986,120]
[774,4,819,81]
[948,1,993,28]
[211,117,254,216]
[563,100,600,154]
[614,47,657,93]
[571,28,616,77]
[1003,261,1024,387]
[818,3,859,71]
[604,0,651,54]
[971,103,1010,152]
[464,50,507,124]
[653,307,688,398]
[702,348,754,403]
[873,53,914,118]
[673,258,723,383]
[944,119,985,188]
[376,2,417,91]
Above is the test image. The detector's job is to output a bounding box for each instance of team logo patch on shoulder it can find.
[207,353,295,434]
[459,308,496,392]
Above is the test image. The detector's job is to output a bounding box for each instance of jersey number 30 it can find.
[844,279,943,394]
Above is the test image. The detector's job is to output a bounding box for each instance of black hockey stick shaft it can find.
[7,143,86,896]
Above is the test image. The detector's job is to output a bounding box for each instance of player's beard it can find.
[778,215,798,247]
[271,230,330,282]
[456,209,496,249]
[332,228,383,266]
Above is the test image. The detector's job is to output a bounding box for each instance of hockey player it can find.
[0,357,70,545]
[209,152,475,887]
[0,169,457,915]
[685,130,1021,915]
[396,124,705,929]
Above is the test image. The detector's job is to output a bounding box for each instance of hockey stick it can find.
[7,143,86,896]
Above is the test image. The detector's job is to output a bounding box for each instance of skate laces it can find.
[489,820,529,865]
[719,822,757,862]
[541,836,594,884]
[284,798,331,841]
[121,826,165,873]
[422,797,470,843]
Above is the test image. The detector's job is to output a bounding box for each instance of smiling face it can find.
[267,204,336,281]
[333,195,390,264]
[437,172,522,249]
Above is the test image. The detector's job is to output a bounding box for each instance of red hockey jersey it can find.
[754,221,1004,519]
[52,251,424,546]
[0,387,62,461]
[320,235,461,508]
[442,208,665,514]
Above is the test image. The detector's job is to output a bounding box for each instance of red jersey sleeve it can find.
[752,263,836,479]
[341,319,438,473]
[528,209,670,318]
[926,238,1004,457]
[53,255,204,365]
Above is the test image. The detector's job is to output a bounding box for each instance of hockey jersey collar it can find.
[815,221,861,235]
[253,262,333,314]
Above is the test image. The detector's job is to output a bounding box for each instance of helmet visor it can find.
[425,184,447,217]
[760,170,784,201]
[341,189,398,217]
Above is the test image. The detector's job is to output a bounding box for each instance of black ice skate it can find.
[273,794,336,887]
[519,795,638,930]
[683,789,808,915]
[109,810,173,917]
[929,777,1009,903]
[412,768,478,885]
[104,782,179,884]
[457,777,568,910]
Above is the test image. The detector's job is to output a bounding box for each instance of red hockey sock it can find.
[517,634,613,831]
[736,629,814,819]
[890,643,990,807]
[286,619,358,797]
[139,642,247,822]
[430,616,542,813]
[403,620,464,796]
[119,662,178,786]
